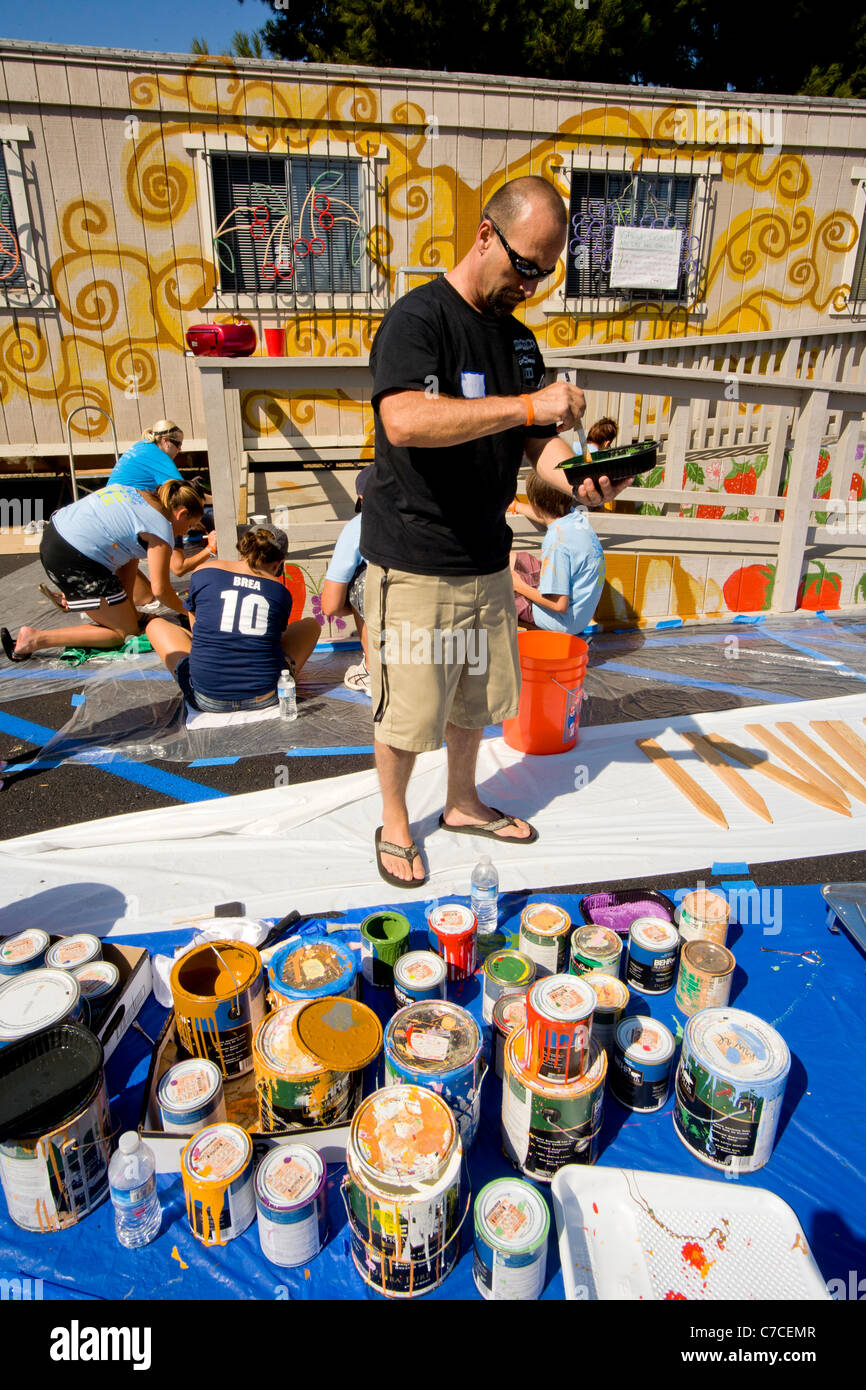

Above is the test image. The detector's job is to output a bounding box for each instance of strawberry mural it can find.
[797,561,842,611]
[723,563,775,612]
[855,575,866,604]
[850,473,863,502]
[281,562,308,622]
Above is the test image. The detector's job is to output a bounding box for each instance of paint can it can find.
[45,935,102,971]
[481,949,535,1025]
[677,889,730,946]
[170,940,265,1080]
[0,1022,112,1232]
[384,1001,486,1148]
[71,961,120,1005]
[675,940,736,1017]
[360,911,411,989]
[473,1177,550,1301]
[582,973,630,1056]
[524,974,595,1084]
[673,1007,791,1174]
[268,937,358,1010]
[255,1143,328,1268]
[292,996,383,1106]
[492,994,527,1080]
[344,1084,465,1298]
[157,1058,226,1135]
[518,903,572,977]
[610,1015,676,1112]
[253,1003,354,1132]
[427,904,477,982]
[625,917,680,995]
[502,1030,607,1181]
[181,1122,256,1246]
[393,951,447,1008]
[0,969,84,1046]
[569,925,623,978]
[0,929,49,979]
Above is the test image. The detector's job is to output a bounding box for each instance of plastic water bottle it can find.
[108,1132,162,1249]
[471,854,499,935]
[278,667,297,721]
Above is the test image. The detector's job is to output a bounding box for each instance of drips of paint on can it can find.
[253,1003,354,1132]
[182,1122,256,1246]
[625,917,680,995]
[518,904,572,977]
[502,1031,607,1181]
[157,1058,226,1135]
[524,974,595,1084]
[384,1000,485,1148]
[255,1143,327,1267]
[427,904,478,982]
[473,1177,549,1301]
[675,940,735,1016]
[481,949,535,1025]
[610,1015,676,1112]
[170,940,266,1080]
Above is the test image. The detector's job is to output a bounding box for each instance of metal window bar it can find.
[0,143,34,305]
[850,209,866,303]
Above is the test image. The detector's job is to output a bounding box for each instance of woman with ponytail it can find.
[2,479,203,661]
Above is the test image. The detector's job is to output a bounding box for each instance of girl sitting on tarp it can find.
[509,470,605,637]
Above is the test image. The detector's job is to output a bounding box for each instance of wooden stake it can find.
[636,737,729,829]
[680,732,773,823]
[703,734,851,817]
[744,724,852,812]
[776,722,866,804]
[810,720,866,783]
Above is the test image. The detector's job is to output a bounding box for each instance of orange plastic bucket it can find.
[503,631,588,755]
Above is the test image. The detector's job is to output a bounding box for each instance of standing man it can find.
[361,176,631,888]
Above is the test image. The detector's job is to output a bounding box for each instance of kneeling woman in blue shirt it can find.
[144,524,320,712]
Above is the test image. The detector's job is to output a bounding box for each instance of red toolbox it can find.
[185,319,257,357]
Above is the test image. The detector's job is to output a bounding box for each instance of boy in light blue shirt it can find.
[510,471,605,636]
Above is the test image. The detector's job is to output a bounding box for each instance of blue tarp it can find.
[1,881,863,1301]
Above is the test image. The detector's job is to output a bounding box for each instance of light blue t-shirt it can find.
[325,513,364,585]
[531,507,605,636]
[52,484,175,570]
[108,440,183,492]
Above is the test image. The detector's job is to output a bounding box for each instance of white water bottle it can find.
[278,667,297,720]
[471,854,499,935]
[108,1132,162,1249]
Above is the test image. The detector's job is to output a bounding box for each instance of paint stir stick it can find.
[775,722,866,804]
[810,720,866,783]
[703,734,851,817]
[744,724,852,812]
[680,732,773,823]
[636,737,728,829]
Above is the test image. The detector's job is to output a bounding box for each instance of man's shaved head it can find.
[482,176,567,237]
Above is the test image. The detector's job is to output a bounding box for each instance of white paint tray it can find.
[551,1165,830,1301]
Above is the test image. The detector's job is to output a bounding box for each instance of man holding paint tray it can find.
[361,175,632,889]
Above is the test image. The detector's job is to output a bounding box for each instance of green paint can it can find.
[360,911,410,989]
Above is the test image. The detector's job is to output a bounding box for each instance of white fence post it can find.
[773,388,829,613]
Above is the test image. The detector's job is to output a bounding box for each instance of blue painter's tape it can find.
[71,693,85,706]
[599,662,797,703]
[762,628,866,683]
[188,757,240,767]
[283,745,375,757]
[656,619,683,629]
[712,862,751,876]
[322,686,371,706]
[732,614,766,624]
[310,641,363,654]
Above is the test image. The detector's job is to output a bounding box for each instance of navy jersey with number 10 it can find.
[186,568,293,700]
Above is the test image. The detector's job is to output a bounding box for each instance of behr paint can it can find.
[492,994,527,1080]
[344,1084,465,1298]
[360,911,411,989]
[157,1058,226,1135]
[518,903,571,977]
[473,1177,549,1301]
[181,1122,255,1246]
[45,935,103,971]
[393,951,447,1008]
[582,973,630,1056]
[170,940,265,1080]
[71,961,120,1005]
[481,949,535,1025]
[255,1144,328,1268]
[626,917,680,995]
[677,889,731,947]
[569,925,623,978]
[268,938,358,1010]
[610,1015,676,1112]
[675,940,736,1017]
[427,904,477,982]
[502,1030,607,1181]
[0,969,84,1046]
[524,974,595,1084]
[0,929,49,978]
[673,1007,790,1174]
[253,1003,354,1132]
[384,1000,485,1148]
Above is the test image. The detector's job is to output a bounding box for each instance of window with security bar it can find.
[565,171,700,304]
[0,145,27,295]
[210,153,365,297]
[850,210,866,303]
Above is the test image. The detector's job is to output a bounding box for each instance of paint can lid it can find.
[385,1000,480,1074]
[520,902,571,937]
[428,903,476,936]
[680,940,736,977]
[0,929,49,967]
[527,973,596,1024]
[678,889,731,924]
[255,1143,325,1211]
[292,997,382,1072]
[0,969,81,1039]
[629,917,680,951]
[350,1084,457,1183]
[255,1003,322,1079]
[182,1122,252,1183]
[394,950,447,990]
[158,1058,223,1114]
[584,973,630,1012]
[483,949,535,987]
[507,1028,607,1096]
[493,992,527,1036]
[572,925,622,960]
[615,1015,676,1064]
[685,1007,790,1084]
[71,960,120,999]
[44,934,102,970]
[474,1178,549,1254]
[269,938,356,998]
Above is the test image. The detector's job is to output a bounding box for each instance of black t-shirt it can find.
[360,276,555,576]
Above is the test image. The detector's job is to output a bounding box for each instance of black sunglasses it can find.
[486,215,557,280]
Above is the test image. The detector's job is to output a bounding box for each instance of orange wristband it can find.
[519,393,534,427]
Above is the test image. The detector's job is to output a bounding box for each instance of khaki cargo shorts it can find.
[365,563,522,753]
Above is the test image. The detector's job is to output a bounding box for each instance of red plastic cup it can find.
[263,328,285,357]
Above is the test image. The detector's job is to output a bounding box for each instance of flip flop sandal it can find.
[1,627,30,663]
[438,807,539,845]
[375,826,428,890]
[38,584,67,611]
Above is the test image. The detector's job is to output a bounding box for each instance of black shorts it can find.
[40,521,127,611]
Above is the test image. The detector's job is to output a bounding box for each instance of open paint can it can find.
[0,969,84,1046]
[610,1015,676,1112]
[677,889,731,946]
[524,974,595,1084]
[170,940,265,1079]
[181,1122,256,1246]
[675,940,735,1016]
[157,1058,226,1135]
[0,929,49,979]
[45,935,102,972]
[518,903,571,977]
[360,911,410,989]
[481,949,535,1025]
[625,917,680,995]
[473,1177,549,1301]
[268,938,358,1009]
[393,951,447,1008]
[384,1000,485,1148]
[569,925,623,978]
[255,1144,328,1268]
[253,1003,354,1131]
[492,994,527,1080]
[502,1030,606,1181]
[427,904,477,982]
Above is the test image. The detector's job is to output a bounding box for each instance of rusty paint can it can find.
[253,1003,354,1132]
[170,940,266,1080]
[677,889,731,947]
[676,940,736,1017]
[502,1030,607,1181]
[524,974,595,1084]
[181,1122,255,1246]
[518,903,571,977]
